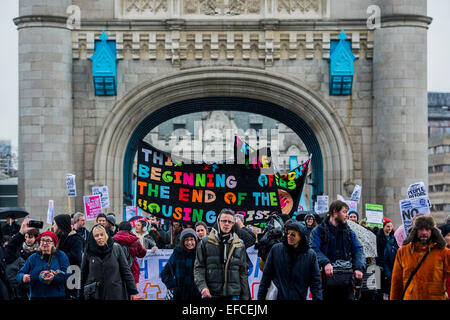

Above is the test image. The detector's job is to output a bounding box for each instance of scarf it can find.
[22,242,39,254]
[216,228,234,265]
[86,231,114,259]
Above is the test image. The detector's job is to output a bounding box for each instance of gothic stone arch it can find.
[94,66,354,214]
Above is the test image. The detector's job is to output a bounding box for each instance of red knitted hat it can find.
[383,217,392,227]
[36,231,58,246]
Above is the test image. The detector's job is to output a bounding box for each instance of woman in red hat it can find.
[376,217,399,300]
[16,231,70,300]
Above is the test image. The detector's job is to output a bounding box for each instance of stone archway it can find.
[94,66,354,215]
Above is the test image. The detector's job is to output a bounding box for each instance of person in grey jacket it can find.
[80,224,138,300]
[194,209,250,300]
[257,221,322,300]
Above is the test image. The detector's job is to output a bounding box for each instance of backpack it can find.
[255,214,285,262]
[118,244,133,268]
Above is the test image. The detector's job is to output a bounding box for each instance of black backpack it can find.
[255,214,285,262]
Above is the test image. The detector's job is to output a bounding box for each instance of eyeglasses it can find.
[219,219,234,225]
[40,239,54,244]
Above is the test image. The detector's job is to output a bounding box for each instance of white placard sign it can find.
[65,174,77,197]
[92,185,110,209]
[399,196,431,237]
[350,184,362,203]
[316,195,329,213]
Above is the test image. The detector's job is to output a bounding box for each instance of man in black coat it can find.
[257,221,323,300]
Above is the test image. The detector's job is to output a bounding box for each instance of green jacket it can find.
[194,228,250,299]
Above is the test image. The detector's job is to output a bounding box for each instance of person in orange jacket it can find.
[390,215,450,300]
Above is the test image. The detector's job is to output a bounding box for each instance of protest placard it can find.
[83,195,103,221]
[407,181,432,208]
[350,184,362,203]
[126,206,138,221]
[65,174,76,197]
[92,185,110,209]
[399,196,430,237]
[316,195,329,213]
[344,200,358,213]
[46,200,54,225]
[365,204,383,228]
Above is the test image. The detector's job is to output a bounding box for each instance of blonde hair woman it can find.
[81,224,138,300]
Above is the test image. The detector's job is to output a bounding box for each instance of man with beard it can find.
[390,215,449,300]
[309,200,365,300]
[194,209,250,300]
[257,221,322,300]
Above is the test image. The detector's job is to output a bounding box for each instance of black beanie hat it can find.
[54,214,72,234]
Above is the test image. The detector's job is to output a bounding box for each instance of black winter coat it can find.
[161,246,201,300]
[257,222,323,300]
[81,234,138,300]
[58,230,83,267]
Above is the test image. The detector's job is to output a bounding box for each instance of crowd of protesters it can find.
[0,202,449,301]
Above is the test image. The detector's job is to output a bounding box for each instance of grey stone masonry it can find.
[16,0,74,219]
[373,0,430,225]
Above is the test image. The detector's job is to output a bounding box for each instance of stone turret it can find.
[15,0,74,220]
[372,0,431,225]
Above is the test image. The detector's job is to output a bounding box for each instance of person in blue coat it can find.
[257,221,323,300]
[161,228,202,300]
[16,231,69,300]
[309,200,365,300]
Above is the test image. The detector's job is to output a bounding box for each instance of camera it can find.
[28,220,44,229]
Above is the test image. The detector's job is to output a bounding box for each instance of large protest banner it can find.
[136,140,281,227]
[136,247,263,300]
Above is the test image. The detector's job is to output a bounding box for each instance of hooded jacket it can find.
[257,222,322,300]
[390,215,450,300]
[81,229,138,300]
[161,229,201,300]
[113,230,147,283]
[194,227,250,299]
[309,216,366,273]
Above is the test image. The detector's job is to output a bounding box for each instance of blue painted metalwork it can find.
[329,29,355,96]
[122,97,324,220]
[90,30,117,96]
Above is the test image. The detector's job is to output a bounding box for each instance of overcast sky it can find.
[0,0,449,150]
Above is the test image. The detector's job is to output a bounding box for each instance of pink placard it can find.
[84,195,103,221]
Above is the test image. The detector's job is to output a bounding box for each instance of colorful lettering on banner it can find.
[136,247,263,300]
[233,136,272,172]
[234,136,311,217]
[136,140,281,227]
